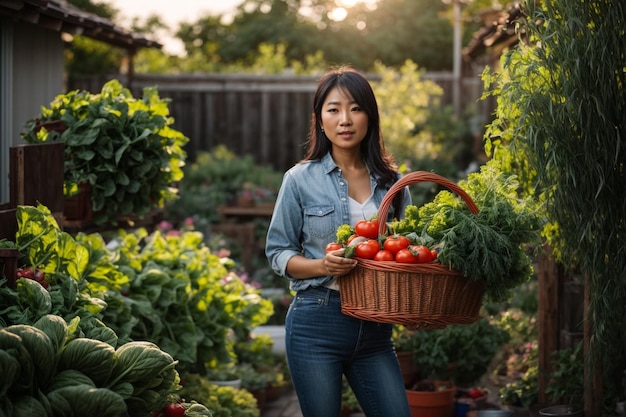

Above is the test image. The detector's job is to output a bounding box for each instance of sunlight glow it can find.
[328,7,348,21]
[328,0,379,21]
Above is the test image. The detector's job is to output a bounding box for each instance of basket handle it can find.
[377,171,479,235]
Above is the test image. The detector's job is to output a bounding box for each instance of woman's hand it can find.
[323,248,357,276]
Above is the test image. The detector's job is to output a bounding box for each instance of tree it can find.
[483,0,626,414]
[172,0,458,72]
[356,0,454,70]
[65,0,124,84]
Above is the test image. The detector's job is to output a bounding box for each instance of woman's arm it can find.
[286,249,357,279]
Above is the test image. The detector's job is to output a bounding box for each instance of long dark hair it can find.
[302,66,404,216]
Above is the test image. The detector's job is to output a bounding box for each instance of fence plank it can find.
[71,72,487,173]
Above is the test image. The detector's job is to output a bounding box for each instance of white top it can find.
[324,195,378,291]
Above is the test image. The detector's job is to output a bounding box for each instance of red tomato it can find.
[410,245,434,263]
[162,402,185,417]
[383,235,411,254]
[430,249,439,260]
[373,249,395,261]
[326,242,342,252]
[355,219,379,239]
[355,239,380,259]
[468,388,485,399]
[395,248,420,264]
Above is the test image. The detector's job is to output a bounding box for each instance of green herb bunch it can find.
[391,160,542,302]
[22,79,188,226]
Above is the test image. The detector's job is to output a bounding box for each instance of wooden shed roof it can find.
[0,0,161,50]
[463,2,526,62]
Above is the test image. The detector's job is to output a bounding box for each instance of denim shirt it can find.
[265,152,411,292]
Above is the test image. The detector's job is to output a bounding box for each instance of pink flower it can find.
[158,220,173,231]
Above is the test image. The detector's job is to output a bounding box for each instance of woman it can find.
[265,66,411,417]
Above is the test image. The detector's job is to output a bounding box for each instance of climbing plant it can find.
[482,0,626,413]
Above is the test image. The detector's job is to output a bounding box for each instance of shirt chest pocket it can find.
[303,205,336,239]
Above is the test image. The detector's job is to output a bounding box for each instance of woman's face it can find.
[320,86,369,151]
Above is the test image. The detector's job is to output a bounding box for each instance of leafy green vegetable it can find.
[59,338,116,386]
[0,349,19,397]
[11,395,48,417]
[47,369,96,391]
[47,385,127,417]
[32,315,69,354]
[4,324,57,388]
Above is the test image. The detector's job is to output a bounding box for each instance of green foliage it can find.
[373,60,465,166]
[0,204,122,333]
[21,80,189,227]
[103,226,274,374]
[164,145,283,229]
[65,36,123,78]
[482,0,626,408]
[390,161,542,302]
[232,333,286,392]
[0,314,180,417]
[498,340,539,408]
[2,204,273,381]
[399,317,510,387]
[169,0,456,72]
[546,343,584,409]
[178,373,260,417]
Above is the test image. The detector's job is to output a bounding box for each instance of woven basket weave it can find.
[338,171,484,329]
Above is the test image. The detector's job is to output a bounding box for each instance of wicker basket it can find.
[338,171,484,329]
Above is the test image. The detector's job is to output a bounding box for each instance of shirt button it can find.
[318,210,323,215]
[339,182,344,186]
[341,197,346,202]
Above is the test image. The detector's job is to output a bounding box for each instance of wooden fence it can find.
[71,72,489,173]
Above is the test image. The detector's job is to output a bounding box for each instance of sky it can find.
[106,0,244,55]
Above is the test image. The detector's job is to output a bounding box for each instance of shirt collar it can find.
[321,152,338,174]
[321,151,381,181]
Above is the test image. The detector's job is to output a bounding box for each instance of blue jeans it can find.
[285,286,411,417]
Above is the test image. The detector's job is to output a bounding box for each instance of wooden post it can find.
[537,245,560,404]
[9,142,64,226]
[584,272,602,417]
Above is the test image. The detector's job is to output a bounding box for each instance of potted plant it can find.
[21,79,189,226]
[401,318,509,417]
[205,364,243,389]
[393,324,420,387]
[409,318,510,387]
[237,362,272,411]
[178,372,259,417]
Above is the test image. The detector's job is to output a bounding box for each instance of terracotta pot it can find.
[397,351,419,387]
[250,388,267,412]
[265,384,287,402]
[406,385,456,417]
[237,196,255,207]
